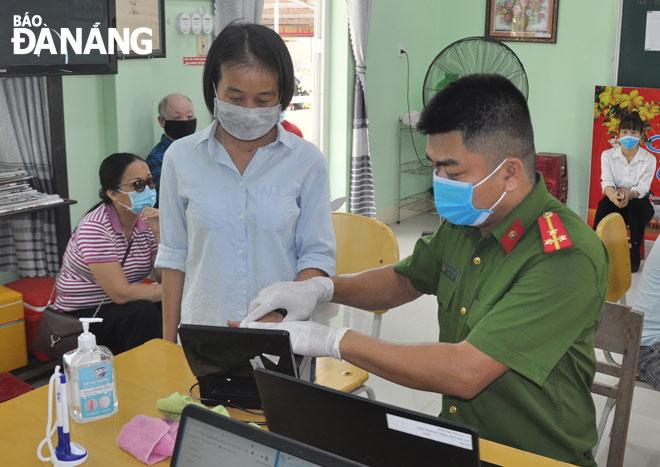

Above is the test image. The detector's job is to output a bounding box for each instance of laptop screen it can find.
[255,368,486,467]
[171,405,365,467]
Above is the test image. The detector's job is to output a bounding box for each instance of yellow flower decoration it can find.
[618,90,644,112]
[594,86,660,143]
[599,86,623,106]
[639,102,660,122]
[595,85,659,138]
[603,117,621,135]
[599,88,611,105]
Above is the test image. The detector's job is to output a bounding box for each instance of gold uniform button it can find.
[460,306,467,315]
[473,257,481,265]
[449,405,457,414]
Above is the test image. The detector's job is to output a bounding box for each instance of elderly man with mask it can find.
[146,93,197,203]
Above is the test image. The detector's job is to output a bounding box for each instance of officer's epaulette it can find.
[537,211,573,253]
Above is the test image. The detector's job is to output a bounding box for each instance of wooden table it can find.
[0,339,574,466]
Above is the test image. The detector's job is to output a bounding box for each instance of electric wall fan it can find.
[422,36,529,106]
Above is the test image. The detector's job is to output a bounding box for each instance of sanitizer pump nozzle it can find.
[37,365,88,466]
[78,318,102,351]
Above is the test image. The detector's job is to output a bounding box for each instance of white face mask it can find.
[214,97,280,141]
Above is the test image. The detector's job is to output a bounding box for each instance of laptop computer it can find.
[255,368,498,467]
[170,404,366,467]
[178,324,313,409]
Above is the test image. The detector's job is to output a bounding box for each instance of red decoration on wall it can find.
[588,85,660,240]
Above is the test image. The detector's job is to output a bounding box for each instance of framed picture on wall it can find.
[116,0,166,58]
[485,0,559,43]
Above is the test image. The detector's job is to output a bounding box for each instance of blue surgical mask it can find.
[118,187,157,215]
[433,158,508,227]
[619,135,640,149]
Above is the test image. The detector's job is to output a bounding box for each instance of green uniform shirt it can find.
[394,174,608,467]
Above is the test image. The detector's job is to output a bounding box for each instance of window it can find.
[262,0,324,146]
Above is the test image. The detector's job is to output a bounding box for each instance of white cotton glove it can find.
[246,321,349,360]
[242,277,334,326]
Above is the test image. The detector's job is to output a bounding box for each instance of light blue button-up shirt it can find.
[634,240,660,347]
[155,121,336,326]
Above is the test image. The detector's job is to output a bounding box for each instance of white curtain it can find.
[0,77,59,276]
[214,0,265,32]
[347,0,376,218]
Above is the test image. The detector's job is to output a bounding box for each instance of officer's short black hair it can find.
[417,73,536,182]
[202,23,294,115]
[619,111,644,135]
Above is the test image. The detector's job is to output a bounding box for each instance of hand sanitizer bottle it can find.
[63,318,118,423]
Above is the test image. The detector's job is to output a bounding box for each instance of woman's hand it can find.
[619,188,638,208]
[605,187,624,208]
[141,207,160,235]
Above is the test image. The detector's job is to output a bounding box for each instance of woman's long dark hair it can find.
[87,152,142,214]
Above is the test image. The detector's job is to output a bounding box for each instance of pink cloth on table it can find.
[117,415,180,465]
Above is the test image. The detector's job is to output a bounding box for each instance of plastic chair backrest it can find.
[332,212,399,301]
[595,213,632,303]
[332,211,399,339]
[314,213,400,397]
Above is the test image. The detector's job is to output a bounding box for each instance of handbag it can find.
[31,307,83,359]
[32,238,134,359]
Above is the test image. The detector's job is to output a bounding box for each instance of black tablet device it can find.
[178,324,303,409]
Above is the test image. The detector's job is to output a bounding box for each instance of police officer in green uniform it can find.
[236,74,608,467]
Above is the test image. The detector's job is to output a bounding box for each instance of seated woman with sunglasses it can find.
[53,153,163,353]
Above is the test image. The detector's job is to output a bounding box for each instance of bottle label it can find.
[78,362,115,419]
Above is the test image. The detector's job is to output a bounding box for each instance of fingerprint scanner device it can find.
[37,365,88,466]
[170,404,365,466]
[255,368,499,467]
[178,324,313,409]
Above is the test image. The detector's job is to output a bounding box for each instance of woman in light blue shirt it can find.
[633,240,660,391]
[156,24,336,341]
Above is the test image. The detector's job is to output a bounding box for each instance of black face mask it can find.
[164,118,197,140]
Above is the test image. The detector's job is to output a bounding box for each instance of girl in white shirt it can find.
[593,112,656,272]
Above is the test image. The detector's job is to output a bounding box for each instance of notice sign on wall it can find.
[645,11,660,51]
[183,56,205,66]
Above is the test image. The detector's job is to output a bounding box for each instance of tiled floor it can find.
[327,212,660,467]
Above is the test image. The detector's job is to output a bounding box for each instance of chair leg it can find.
[371,314,382,339]
[363,385,376,400]
[351,384,376,400]
[595,397,616,455]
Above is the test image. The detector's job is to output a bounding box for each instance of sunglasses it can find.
[117,176,156,193]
